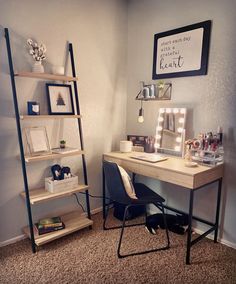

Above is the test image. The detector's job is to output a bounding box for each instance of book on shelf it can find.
[35,222,65,235]
[51,147,79,154]
[35,217,65,235]
[38,216,63,226]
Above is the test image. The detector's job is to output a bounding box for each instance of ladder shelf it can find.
[4,27,91,253]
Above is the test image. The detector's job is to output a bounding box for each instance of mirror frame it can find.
[154,108,187,155]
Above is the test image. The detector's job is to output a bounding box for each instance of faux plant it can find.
[27,39,46,62]
[157,80,165,90]
[60,140,66,148]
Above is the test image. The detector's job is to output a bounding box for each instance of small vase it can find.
[32,61,44,73]
[184,147,192,162]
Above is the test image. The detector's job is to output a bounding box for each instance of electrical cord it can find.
[77,191,111,201]
[73,193,85,212]
[74,192,114,211]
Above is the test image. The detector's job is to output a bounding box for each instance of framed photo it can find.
[25,126,51,156]
[127,135,148,147]
[152,20,211,79]
[46,83,74,115]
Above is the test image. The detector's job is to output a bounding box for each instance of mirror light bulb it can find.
[177,127,183,133]
[158,116,164,122]
[160,108,165,113]
[175,146,181,151]
[154,143,160,148]
[180,108,186,114]
[166,108,171,113]
[176,136,182,143]
[156,134,161,139]
[173,108,179,114]
[157,126,163,131]
[179,117,184,123]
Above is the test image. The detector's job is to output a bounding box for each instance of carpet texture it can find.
[0,212,235,284]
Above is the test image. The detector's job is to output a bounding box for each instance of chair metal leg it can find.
[117,205,130,258]
[117,203,170,258]
[160,203,170,248]
[103,202,110,230]
[103,202,146,231]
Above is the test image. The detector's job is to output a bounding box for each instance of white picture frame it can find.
[25,126,51,156]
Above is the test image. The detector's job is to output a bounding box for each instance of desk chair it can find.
[103,160,170,258]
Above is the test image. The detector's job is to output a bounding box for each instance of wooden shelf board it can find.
[20,185,89,204]
[23,211,93,246]
[25,150,84,163]
[20,115,82,120]
[15,71,78,82]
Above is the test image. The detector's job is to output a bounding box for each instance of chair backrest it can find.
[103,160,131,204]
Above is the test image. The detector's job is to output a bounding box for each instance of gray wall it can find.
[1,0,236,249]
[0,0,127,244]
[127,0,236,247]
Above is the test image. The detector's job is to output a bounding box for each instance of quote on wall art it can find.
[152,20,211,79]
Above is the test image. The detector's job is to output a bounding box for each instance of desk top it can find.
[103,152,224,189]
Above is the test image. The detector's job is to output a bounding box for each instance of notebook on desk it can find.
[130,153,168,163]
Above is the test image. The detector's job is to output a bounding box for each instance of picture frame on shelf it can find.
[25,126,51,156]
[46,83,74,115]
[152,20,211,79]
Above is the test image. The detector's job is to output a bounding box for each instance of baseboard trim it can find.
[193,228,236,250]
[0,234,26,247]
[1,207,235,250]
[0,207,103,248]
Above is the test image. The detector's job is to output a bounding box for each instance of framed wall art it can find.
[152,20,211,79]
[25,126,51,156]
[46,83,75,115]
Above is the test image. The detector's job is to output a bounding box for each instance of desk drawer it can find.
[104,156,194,189]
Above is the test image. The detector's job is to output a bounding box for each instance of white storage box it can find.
[45,175,78,193]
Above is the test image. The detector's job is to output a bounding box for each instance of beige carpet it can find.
[0,212,236,284]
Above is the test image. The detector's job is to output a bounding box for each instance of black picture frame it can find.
[127,135,148,147]
[152,20,211,79]
[46,83,75,115]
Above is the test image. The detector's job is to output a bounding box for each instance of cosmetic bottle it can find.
[217,126,223,145]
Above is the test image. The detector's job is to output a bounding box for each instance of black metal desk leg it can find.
[214,178,222,242]
[102,167,106,219]
[186,190,194,265]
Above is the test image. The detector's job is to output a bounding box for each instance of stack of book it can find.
[35,216,65,235]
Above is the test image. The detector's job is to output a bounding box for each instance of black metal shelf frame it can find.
[4,28,91,253]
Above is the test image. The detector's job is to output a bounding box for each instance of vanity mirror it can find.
[154,108,187,155]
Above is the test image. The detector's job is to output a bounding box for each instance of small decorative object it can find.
[46,164,77,193]
[27,38,46,73]
[184,129,224,167]
[127,135,148,152]
[136,81,172,101]
[144,136,155,153]
[120,141,132,153]
[184,139,193,163]
[27,101,40,115]
[45,175,78,193]
[60,140,66,149]
[25,126,51,156]
[51,164,72,180]
[51,164,61,180]
[52,65,65,75]
[46,83,74,115]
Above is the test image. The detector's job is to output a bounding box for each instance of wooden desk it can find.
[103,152,224,264]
